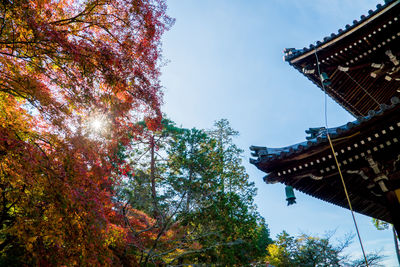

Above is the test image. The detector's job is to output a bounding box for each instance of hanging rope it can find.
[314,49,370,267]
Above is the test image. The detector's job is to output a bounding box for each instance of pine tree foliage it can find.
[115,119,272,265]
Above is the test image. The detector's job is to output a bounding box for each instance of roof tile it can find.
[250,97,400,165]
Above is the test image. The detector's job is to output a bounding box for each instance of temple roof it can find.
[284,0,399,62]
[284,0,400,117]
[250,97,400,222]
[250,97,399,166]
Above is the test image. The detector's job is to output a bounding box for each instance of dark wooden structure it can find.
[251,0,400,235]
[284,0,400,117]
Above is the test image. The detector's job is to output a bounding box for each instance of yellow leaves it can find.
[163,248,185,263]
[26,243,34,252]
[265,243,285,266]
[26,236,38,252]
[105,224,127,247]
[0,96,38,150]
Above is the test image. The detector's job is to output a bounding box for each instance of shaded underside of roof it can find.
[250,97,400,223]
[284,0,400,117]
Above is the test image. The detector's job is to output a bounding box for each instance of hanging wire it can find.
[314,48,370,267]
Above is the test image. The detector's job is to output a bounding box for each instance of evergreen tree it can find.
[115,119,272,265]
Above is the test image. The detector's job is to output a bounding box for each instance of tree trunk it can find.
[186,169,193,213]
[150,135,159,219]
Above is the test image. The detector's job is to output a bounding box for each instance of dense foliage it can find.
[115,119,272,265]
[1,1,385,266]
[0,0,270,264]
[0,0,172,265]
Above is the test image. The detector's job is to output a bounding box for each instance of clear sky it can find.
[160,0,397,265]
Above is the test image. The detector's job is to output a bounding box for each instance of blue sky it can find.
[160,0,397,265]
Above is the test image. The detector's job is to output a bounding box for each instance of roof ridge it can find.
[283,0,399,62]
[250,96,400,164]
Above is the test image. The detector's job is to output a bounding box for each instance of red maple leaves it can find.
[0,0,173,265]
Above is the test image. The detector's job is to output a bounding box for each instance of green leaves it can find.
[266,231,384,267]
[372,218,390,230]
[115,119,271,264]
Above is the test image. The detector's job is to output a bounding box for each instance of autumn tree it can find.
[0,0,173,265]
[266,231,384,267]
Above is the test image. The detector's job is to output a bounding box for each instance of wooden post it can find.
[385,190,400,240]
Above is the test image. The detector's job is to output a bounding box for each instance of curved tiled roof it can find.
[250,97,400,223]
[282,0,400,117]
[253,1,400,224]
[283,0,399,62]
[250,96,400,165]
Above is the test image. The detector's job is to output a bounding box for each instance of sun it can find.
[84,113,109,138]
[90,117,104,132]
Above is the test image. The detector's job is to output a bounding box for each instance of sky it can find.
[160,0,397,265]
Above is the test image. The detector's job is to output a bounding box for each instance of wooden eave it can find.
[285,0,400,117]
[251,99,400,222]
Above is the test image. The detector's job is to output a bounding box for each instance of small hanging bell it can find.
[320,72,331,86]
[285,185,296,206]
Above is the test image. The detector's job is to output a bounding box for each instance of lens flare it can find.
[91,118,103,132]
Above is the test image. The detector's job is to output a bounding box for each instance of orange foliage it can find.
[0,0,173,265]
[113,205,186,264]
